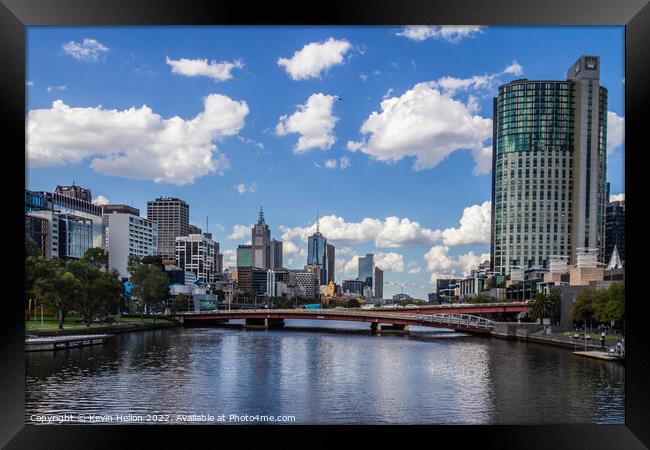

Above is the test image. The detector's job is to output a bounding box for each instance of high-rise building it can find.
[147,197,189,260]
[189,224,202,235]
[271,238,283,269]
[105,213,158,279]
[605,198,625,265]
[491,55,608,275]
[326,243,335,283]
[374,267,383,299]
[358,253,374,290]
[55,183,92,202]
[237,245,253,267]
[252,207,271,269]
[175,233,219,284]
[101,204,141,249]
[307,216,328,285]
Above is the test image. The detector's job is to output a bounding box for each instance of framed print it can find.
[1,0,648,448]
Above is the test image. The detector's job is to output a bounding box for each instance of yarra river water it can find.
[25,320,624,425]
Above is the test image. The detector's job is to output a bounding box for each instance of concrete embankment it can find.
[28,320,180,337]
[491,322,605,351]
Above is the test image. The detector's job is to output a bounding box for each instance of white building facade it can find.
[105,213,158,279]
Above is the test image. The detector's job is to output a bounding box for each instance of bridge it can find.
[174,307,512,335]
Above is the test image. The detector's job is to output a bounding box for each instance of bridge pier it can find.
[370,322,409,335]
[243,318,285,330]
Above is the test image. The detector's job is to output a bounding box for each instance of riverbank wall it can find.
[27,320,180,337]
[491,322,604,350]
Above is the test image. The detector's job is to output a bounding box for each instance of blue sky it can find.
[26,26,625,299]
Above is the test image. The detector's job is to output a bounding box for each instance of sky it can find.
[25,26,625,300]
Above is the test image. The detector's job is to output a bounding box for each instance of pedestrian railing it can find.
[417,313,495,330]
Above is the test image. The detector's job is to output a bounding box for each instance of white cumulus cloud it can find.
[424,246,490,283]
[607,111,624,155]
[62,38,109,62]
[166,56,244,82]
[375,252,405,273]
[277,38,351,80]
[347,82,492,173]
[610,193,624,202]
[47,85,66,93]
[234,182,257,194]
[276,93,339,153]
[26,94,249,185]
[92,195,110,205]
[396,26,484,43]
[228,224,252,240]
[441,201,491,246]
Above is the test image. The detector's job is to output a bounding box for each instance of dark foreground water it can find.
[25,320,624,424]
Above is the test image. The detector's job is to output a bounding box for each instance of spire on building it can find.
[316,210,320,234]
[258,206,265,224]
[607,245,623,269]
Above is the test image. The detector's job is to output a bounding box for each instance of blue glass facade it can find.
[358,254,374,288]
[307,232,328,285]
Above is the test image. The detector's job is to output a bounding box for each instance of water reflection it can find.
[25,320,624,424]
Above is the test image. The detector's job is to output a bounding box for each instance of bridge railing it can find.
[417,313,495,330]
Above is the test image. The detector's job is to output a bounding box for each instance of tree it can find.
[347,298,360,308]
[570,288,595,325]
[141,255,165,271]
[171,294,191,313]
[26,236,39,258]
[529,291,560,321]
[33,261,82,329]
[81,247,109,270]
[467,293,494,304]
[593,283,624,327]
[129,261,169,320]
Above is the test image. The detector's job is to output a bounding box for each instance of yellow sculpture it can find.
[327,280,335,298]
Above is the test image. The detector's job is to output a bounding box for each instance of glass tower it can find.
[491,55,607,275]
[358,253,374,290]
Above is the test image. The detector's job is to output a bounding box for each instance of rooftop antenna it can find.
[259,206,264,222]
[206,216,208,233]
[316,210,320,233]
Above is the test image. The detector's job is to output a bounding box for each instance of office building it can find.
[342,279,365,296]
[25,214,48,257]
[252,207,271,269]
[147,197,189,260]
[294,271,318,299]
[105,213,158,279]
[101,204,142,249]
[26,188,103,248]
[358,253,374,291]
[237,245,253,267]
[55,183,92,202]
[326,243,335,283]
[27,210,92,259]
[436,278,460,302]
[189,224,202,235]
[101,204,140,216]
[374,267,383,299]
[307,217,328,285]
[491,55,608,275]
[175,233,220,285]
[605,198,625,266]
[271,238,283,269]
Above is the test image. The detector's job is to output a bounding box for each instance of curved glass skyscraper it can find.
[491,55,607,275]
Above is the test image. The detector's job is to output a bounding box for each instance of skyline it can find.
[25,26,625,299]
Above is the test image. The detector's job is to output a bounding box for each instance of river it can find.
[25,320,625,424]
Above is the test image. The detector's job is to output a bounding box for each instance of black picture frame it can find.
[1,0,648,448]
